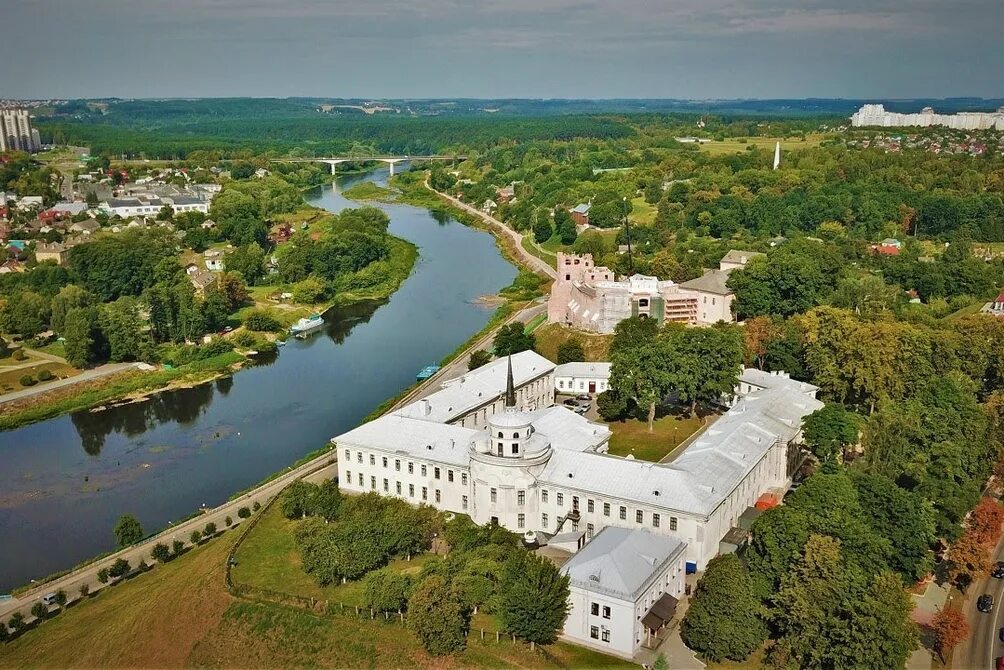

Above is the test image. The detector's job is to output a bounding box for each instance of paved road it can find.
[0,362,143,406]
[425,181,558,280]
[954,535,1004,669]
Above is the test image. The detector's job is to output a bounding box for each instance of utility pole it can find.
[622,196,634,275]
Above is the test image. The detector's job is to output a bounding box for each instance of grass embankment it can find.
[341,181,397,202]
[533,323,613,363]
[0,352,244,431]
[0,361,78,392]
[607,410,706,462]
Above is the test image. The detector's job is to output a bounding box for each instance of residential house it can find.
[570,203,591,227]
[554,362,612,396]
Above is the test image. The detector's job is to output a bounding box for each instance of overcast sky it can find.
[4,0,1002,100]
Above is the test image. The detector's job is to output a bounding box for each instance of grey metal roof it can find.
[554,362,611,379]
[561,527,686,601]
[679,268,733,295]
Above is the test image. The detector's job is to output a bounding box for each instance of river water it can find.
[0,166,516,592]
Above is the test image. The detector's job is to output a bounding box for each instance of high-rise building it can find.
[851,103,1004,130]
[0,108,40,153]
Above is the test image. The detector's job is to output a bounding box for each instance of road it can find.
[953,535,1004,669]
[0,362,144,406]
[424,180,558,280]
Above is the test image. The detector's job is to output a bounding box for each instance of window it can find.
[636,510,644,524]
[422,487,428,501]
[587,523,594,538]
[357,473,363,486]
[653,513,661,528]
[395,481,402,494]
[434,467,441,480]
[590,626,599,640]
[461,473,467,486]
[409,484,415,497]
[572,496,579,511]
[517,513,525,529]
[344,449,350,461]
[346,469,351,483]
[462,495,468,510]
[408,462,414,474]
[421,465,427,476]
[357,452,362,464]
[542,490,549,503]
[602,606,611,620]
[512,443,519,455]
[542,513,548,528]
[670,517,678,531]
[587,499,594,513]
[591,603,599,616]
[370,476,376,490]
[370,454,375,465]
[448,470,454,483]
[603,502,610,517]
[557,492,564,506]
[601,629,610,643]
[381,457,387,468]
[383,478,389,492]
[435,489,441,503]
[517,490,525,506]
[395,459,401,471]
[619,506,627,520]
[490,488,497,503]
[498,431,503,438]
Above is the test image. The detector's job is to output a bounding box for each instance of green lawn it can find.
[607,410,707,462]
[630,197,656,225]
[522,234,558,265]
[697,134,826,156]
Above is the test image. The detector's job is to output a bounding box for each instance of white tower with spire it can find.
[773,141,781,170]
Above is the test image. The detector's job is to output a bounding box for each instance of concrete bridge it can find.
[274,155,465,176]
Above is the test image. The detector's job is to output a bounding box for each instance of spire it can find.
[505,355,516,408]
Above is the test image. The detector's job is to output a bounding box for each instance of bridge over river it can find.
[274,155,465,175]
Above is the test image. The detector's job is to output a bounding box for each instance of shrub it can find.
[252,501,261,512]
[596,390,630,421]
[78,584,89,598]
[0,621,8,642]
[12,348,26,361]
[19,374,36,387]
[31,602,48,620]
[108,558,131,579]
[237,506,251,519]
[172,539,185,556]
[243,309,282,332]
[232,331,256,348]
[151,542,171,563]
[204,521,217,537]
[36,369,54,381]
[97,568,109,583]
[190,530,202,544]
[54,590,67,607]
[468,349,492,371]
[9,612,25,630]
[225,515,233,527]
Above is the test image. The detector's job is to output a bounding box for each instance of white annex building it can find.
[561,527,687,658]
[333,350,822,572]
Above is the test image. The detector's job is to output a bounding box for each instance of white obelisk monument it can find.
[773,141,781,170]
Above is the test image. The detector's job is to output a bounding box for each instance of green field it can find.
[696,134,825,156]
[607,410,706,462]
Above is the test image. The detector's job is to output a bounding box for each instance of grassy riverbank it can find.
[0,352,245,431]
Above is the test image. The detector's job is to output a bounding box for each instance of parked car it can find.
[563,398,578,407]
[993,561,1004,578]
[576,394,591,401]
[979,594,994,613]
[41,592,57,607]
[574,404,589,415]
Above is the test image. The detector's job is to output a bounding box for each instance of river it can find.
[0,166,516,592]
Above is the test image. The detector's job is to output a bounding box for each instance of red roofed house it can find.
[980,293,1004,317]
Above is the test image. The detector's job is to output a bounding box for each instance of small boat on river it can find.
[290,314,324,336]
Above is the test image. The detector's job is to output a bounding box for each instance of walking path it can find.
[425,180,558,280]
[0,362,143,406]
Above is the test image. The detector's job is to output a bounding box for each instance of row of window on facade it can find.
[345,449,466,484]
[541,489,679,530]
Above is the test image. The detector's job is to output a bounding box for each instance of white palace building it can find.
[332,351,821,572]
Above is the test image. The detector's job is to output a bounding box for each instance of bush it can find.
[190,530,202,544]
[78,584,89,598]
[19,374,36,387]
[237,506,251,519]
[8,612,25,631]
[556,339,585,364]
[151,542,171,563]
[12,348,26,361]
[54,590,67,607]
[97,568,109,584]
[172,539,185,556]
[225,515,233,527]
[108,558,131,579]
[31,602,48,620]
[0,621,8,642]
[243,309,282,332]
[596,390,630,421]
[204,521,217,537]
[252,501,261,511]
[232,331,256,348]
[363,568,414,613]
[468,349,492,371]
[36,369,54,381]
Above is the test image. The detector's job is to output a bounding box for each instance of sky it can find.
[3,0,1003,100]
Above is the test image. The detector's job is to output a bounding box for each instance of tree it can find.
[312,479,342,521]
[100,297,148,362]
[532,216,552,244]
[8,612,25,631]
[225,515,233,527]
[931,607,969,663]
[204,521,217,537]
[292,276,326,304]
[282,481,318,519]
[151,543,171,563]
[54,590,67,607]
[108,558,131,578]
[556,339,585,364]
[468,349,492,371]
[496,552,570,648]
[610,337,672,431]
[213,272,250,311]
[31,602,47,621]
[802,404,861,462]
[190,529,202,544]
[363,567,413,612]
[0,621,7,642]
[49,284,93,334]
[237,506,251,519]
[967,498,1004,546]
[223,244,267,285]
[493,322,535,356]
[172,539,185,556]
[681,554,768,662]
[596,389,630,421]
[113,514,144,548]
[0,290,51,337]
[62,306,103,368]
[243,309,281,332]
[948,530,993,589]
[78,584,89,598]
[96,568,109,584]
[407,576,469,656]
